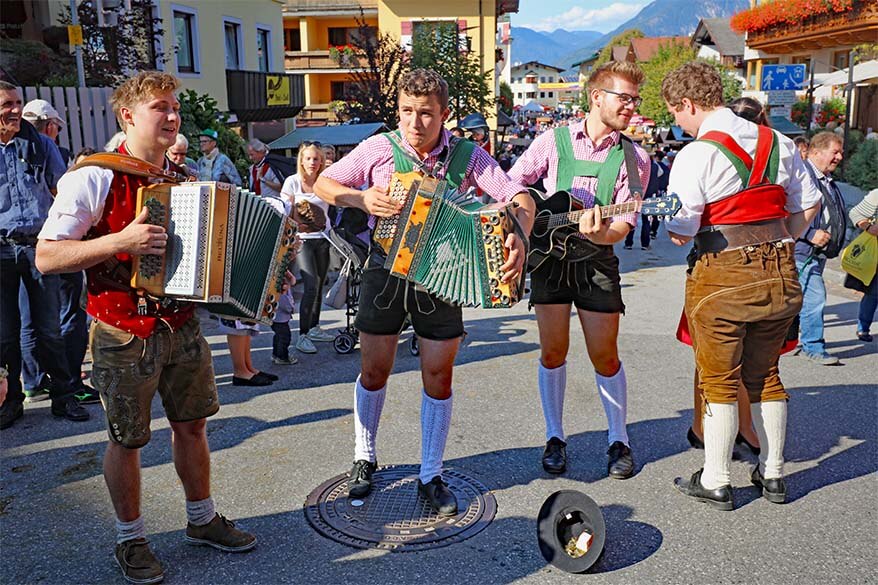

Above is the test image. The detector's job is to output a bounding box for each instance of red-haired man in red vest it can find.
[661,62,821,511]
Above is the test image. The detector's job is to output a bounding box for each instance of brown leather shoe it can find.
[184,514,257,552]
[114,538,164,584]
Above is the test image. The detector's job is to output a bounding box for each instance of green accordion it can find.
[131,182,297,325]
[384,176,526,308]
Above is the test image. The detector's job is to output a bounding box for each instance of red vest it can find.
[699,125,788,227]
[85,143,194,338]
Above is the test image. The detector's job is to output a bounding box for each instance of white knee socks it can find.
[751,400,787,480]
[354,375,385,463]
[538,362,566,442]
[419,390,453,484]
[596,363,629,446]
[701,402,738,489]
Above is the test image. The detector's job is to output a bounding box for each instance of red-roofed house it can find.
[626,36,690,62]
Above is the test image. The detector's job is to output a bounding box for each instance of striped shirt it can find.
[509,119,651,226]
[321,127,527,204]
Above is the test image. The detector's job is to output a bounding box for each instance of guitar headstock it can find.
[640,193,681,221]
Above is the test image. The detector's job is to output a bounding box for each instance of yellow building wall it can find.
[379,0,499,128]
[157,0,285,111]
[308,73,356,104]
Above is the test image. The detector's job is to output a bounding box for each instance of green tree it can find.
[60,0,168,87]
[410,21,492,123]
[498,80,514,115]
[638,43,698,126]
[177,90,249,184]
[844,139,878,191]
[328,13,409,127]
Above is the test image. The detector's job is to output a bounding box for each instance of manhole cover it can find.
[305,465,497,552]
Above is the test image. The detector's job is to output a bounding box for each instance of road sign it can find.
[761,64,806,91]
[67,24,83,47]
[767,90,797,106]
[771,106,791,119]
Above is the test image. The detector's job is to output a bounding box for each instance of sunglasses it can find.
[300,141,323,147]
[600,88,643,108]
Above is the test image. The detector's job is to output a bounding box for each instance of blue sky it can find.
[512,0,649,33]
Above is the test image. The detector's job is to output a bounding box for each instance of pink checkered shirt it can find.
[322,127,527,207]
[508,119,651,226]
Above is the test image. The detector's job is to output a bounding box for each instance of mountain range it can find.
[511,0,749,73]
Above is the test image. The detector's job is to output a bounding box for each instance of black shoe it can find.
[687,427,704,449]
[51,398,90,422]
[73,383,101,405]
[417,476,458,516]
[751,466,786,504]
[735,432,761,456]
[673,469,733,511]
[607,441,635,479]
[857,331,873,342]
[232,375,272,387]
[0,401,24,430]
[254,371,278,382]
[542,437,567,474]
[348,460,377,498]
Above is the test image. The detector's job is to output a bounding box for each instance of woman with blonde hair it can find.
[281,142,334,353]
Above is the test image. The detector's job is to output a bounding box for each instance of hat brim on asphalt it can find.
[536,490,606,573]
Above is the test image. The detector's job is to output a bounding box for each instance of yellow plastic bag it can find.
[840,231,877,286]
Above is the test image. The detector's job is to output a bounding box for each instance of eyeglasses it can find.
[198,138,214,144]
[600,89,642,108]
[301,141,322,147]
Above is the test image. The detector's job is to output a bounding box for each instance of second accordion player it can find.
[130,181,297,325]
[383,175,526,309]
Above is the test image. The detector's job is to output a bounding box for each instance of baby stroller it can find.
[324,208,420,356]
[325,219,368,354]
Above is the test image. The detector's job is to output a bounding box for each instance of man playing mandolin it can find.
[509,61,652,478]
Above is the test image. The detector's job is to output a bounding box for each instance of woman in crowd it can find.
[282,142,334,353]
[848,188,878,342]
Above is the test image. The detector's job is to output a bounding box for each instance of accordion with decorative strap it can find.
[383,176,526,309]
[131,181,297,325]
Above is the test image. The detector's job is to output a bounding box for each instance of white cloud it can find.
[525,3,648,32]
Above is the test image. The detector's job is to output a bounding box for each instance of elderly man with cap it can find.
[22,99,70,165]
[167,133,198,176]
[1,81,90,429]
[196,128,241,186]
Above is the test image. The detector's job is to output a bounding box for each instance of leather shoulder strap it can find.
[620,136,643,198]
[72,152,189,183]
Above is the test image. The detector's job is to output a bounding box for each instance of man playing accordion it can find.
[315,68,534,515]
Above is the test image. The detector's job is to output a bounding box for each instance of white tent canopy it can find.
[521,101,543,112]
[817,59,878,87]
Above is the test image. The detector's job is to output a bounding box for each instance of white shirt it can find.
[665,108,821,237]
[40,167,115,240]
[281,173,330,239]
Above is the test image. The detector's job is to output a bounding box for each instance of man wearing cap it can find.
[19,99,98,405]
[0,81,90,429]
[22,99,70,165]
[196,129,241,186]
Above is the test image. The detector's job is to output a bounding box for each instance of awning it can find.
[769,116,806,136]
[817,60,878,87]
[226,70,305,123]
[670,125,694,142]
[269,122,387,150]
[496,110,515,128]
[521,101,543,112]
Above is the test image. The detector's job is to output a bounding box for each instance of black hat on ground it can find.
[536,490,606,573]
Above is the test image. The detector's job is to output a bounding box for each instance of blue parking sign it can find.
[761,64,806,91]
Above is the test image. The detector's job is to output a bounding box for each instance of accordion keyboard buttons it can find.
[139,198,167,278]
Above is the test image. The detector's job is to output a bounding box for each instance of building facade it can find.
[509,61,565,109]
[283,0,519,127]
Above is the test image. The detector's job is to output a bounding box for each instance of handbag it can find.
[840,231,877,286]
[296,200,327,233]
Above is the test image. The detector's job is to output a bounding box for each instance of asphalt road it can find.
[1,232,875,585]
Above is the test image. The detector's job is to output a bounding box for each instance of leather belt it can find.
[695,219,791,253]
[0,235,38,246]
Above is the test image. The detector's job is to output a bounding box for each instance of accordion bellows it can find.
[131,182,296,325]
[383,175,525,309]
